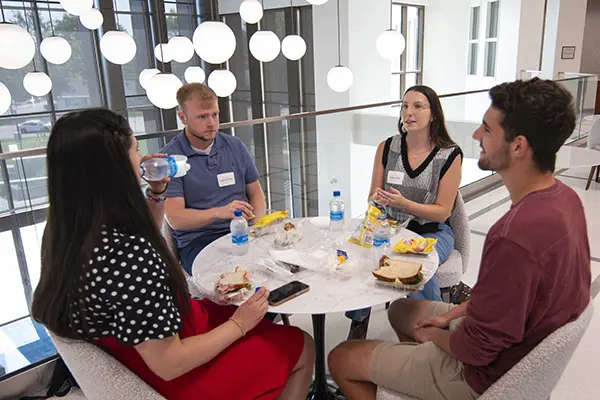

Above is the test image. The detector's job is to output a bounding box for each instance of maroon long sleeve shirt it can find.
[450,180,591,394]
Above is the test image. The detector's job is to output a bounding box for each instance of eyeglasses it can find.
[401,103,431,112]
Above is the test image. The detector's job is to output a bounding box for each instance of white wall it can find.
[542,0,589,78]
[581,0,600,76]
[516,0,545,73]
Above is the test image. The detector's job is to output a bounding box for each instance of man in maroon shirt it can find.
[328,78,591,400]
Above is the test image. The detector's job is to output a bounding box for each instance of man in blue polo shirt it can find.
[162,83,266,274]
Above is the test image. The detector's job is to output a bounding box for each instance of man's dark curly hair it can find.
[489,78,576,173]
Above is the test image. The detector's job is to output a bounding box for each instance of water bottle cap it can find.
[333,190,341,197]
[234,210,242,217]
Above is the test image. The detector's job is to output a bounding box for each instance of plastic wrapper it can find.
[193,265,261,306]
[249,210,289,237]
[348,205,382,248]
[392,237,437,254]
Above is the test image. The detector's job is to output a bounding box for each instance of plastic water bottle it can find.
[230,210,249,255]
[373,213,391,249]
[140,155,191,181]
[329,190,345,231]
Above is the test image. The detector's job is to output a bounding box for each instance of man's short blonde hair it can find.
[176,83,218,111]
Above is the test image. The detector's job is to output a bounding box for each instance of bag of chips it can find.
[348,205,381,248]
[249,210,289,237]
[392,237,437,254]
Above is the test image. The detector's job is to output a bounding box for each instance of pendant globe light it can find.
[281,0,306,61]
[0,82,11,115]
[154,43,172,63]
[23,72,52,97]
[79,8,103,30]
[169,36,194,63]
[59,0,93,16]
[40,3,72,65]
[376,1,406,60]
[207,69,237,97]
[327,0,353,92]
[306,0,329,4]
[147,73,182,109]
[100,30,137,64]
[193,21,236,65]
[0,1,35,70]
[184,66,206,84]
[139,68,160,90]
[240,0,263,24]
[249,30,280,62]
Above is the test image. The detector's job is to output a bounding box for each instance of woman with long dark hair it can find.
[346,85,463,339]
[32,109,315,399]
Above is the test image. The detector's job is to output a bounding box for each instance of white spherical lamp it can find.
[147,73,183,109]
[154,43,172,63]
[40,36,72,65]
[281,35,306,61]
[376,29,406,60]
[240,0,263,24]
[193,21,236,64]
[184,66,206,83]
[249,31,280,62]
[23,72,52,97]
[100,30,137,65]
[168,36,194,63]
[306,0,329,4]
[80,8,103,30]
[0,24,36,69]
[59,0,93,16]
[138,68,160,90]
[207,70,237,97]
[0,83,11,115]
[327,66,353,92]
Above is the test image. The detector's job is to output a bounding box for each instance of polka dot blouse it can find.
[69,227,181,346]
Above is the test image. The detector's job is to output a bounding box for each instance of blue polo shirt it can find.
[161,131,260,249]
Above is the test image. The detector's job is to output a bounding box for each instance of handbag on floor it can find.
[449,282,472,304]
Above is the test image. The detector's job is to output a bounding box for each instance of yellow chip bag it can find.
[348,205,381,248]
[392,238,437,254]
[250,210,289,236]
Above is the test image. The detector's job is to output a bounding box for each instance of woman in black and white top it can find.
[346,86,462,339]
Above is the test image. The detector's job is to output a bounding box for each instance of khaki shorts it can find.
[370,302,480,400]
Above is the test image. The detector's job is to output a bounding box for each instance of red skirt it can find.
[97,297,305,400]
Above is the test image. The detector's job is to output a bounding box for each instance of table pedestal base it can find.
[308,314,346,400]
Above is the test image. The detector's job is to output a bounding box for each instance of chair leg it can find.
[596,165,599,182]
[586,166,597,190]
[281,314,290,326]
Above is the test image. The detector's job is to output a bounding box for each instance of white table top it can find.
[556,146,600,168]
[192,218,439,315]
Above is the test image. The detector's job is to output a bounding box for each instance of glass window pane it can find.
[405,72,417,91]
[391,74,401,101]
[0,230,28,325]
[406,6,420,72]
[391,4,403,71]
[468,43,478,75]
[117,13,153,97]
[487,1,499,39]
[470,6,480,40]
[484,41,497,77]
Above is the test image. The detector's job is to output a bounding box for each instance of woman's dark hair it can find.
[489,78,576,173]
[398,85,456,149]
[31,109,190,338]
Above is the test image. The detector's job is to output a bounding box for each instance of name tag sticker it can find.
[217,172,236,187]
[387,171,405,185]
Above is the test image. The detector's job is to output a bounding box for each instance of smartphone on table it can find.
[268,281,310,306]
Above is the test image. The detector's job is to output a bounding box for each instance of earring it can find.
[401,123,408,134]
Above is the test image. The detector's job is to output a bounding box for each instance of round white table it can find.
[192,217,439,399]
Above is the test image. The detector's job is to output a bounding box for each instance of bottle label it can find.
[232,233,248,246]
[330,210,344,222]
[167,156,178,178]
[373,236,388,248]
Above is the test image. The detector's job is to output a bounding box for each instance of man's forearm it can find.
[249,192,266,219]
[431,328,454,356]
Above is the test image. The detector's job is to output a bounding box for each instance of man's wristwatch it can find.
[145,186,168,203]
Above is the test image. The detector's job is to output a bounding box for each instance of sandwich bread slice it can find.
[373,256,423,285]
[216,267,251,295]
